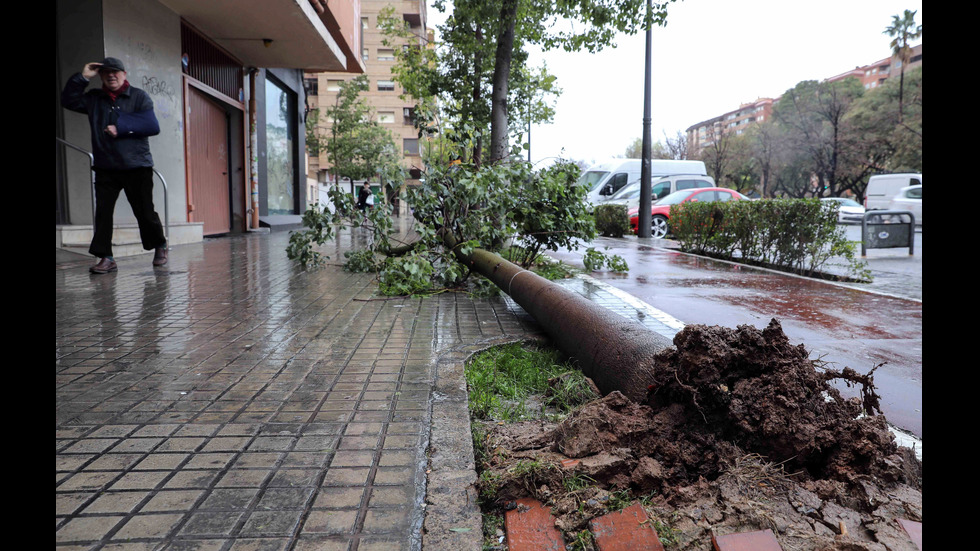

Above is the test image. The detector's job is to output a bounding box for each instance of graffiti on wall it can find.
[124,37,183,139]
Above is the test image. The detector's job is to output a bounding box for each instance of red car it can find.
[628,187,749,237]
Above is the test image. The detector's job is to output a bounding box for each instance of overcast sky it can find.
[425,0,922,168]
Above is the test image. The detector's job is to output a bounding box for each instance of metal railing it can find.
[56,137,170,247]
[861,210,915,256]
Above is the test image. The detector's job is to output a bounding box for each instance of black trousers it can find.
[89,167,167,258]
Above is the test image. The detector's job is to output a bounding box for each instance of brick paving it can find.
[56,226,539,551]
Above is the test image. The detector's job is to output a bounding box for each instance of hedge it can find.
[669,198,870,281]
[593,203,631,238]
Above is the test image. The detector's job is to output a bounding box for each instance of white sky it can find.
[425,0,922,167]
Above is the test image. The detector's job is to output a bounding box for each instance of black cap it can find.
[99,57,126,72]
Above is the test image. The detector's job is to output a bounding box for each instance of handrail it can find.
[56,137,96,223]
[55,137,170,249]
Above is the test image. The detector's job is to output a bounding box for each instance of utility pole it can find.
[637,0,653,238]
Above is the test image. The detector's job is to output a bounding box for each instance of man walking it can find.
[61,56,168,273]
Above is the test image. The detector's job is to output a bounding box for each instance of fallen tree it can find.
[474,321,922,550]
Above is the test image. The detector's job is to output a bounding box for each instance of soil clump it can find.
[476,319,922,550]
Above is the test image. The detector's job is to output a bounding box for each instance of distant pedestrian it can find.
[61,57,168,273]
[357,181,372,212]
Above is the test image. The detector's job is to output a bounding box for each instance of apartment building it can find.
[687,98,775,153]
[306,0,430,206]
[686,43,922,155]
[825,43,922,90]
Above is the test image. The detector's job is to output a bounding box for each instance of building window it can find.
[361,17,368,30]
[327,79,343,92]
[377,48,395,61]
[378,111,395,124]
[403,138,419,156]
[304,78,318,95]
[265,76,297,215]
[378,80,395,92]
[362,48,369,62]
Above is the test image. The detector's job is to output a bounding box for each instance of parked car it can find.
[888,184,922,224]
[599,174,717,209]
[628,187,749,238]
[820,197,866,224]
[575,158,709,206]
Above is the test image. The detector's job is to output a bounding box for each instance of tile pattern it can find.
[56,228,537,551]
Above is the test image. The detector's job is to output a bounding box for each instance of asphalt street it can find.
[545,224,923,440]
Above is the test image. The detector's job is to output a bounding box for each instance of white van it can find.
[864,173,922,211]
[576,158,708,205]
[600,174,717,209]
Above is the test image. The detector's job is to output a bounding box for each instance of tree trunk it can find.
[489,0,518,163]
[472,25,485,168]
[441,229,672,402]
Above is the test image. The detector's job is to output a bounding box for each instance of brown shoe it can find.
[152,247,168,266]
[90,258,117,274]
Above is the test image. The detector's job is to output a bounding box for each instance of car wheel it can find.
[651,215,669,239]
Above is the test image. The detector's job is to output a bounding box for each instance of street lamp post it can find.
[637,0,653,238]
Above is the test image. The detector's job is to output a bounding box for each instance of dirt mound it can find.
[477,319,922,550]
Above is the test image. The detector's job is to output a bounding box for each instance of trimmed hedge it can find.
[593,203,631,238]
[669,198,870,280]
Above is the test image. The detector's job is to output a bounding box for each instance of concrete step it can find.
[56,221,204,258]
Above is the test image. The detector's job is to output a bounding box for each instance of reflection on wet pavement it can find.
[56,226,539,550]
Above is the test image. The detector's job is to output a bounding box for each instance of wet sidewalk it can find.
[56,227,545,551]
[55,220,921,550]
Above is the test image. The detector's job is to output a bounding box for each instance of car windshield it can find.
[575,170,609,192]
[610,183,640,200]
[826,198,861,207]
[655,189,698,206]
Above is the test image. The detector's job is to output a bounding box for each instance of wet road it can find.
[546,230,923,439]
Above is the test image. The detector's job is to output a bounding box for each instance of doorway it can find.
[186,85,231,235]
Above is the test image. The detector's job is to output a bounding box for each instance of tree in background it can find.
[383,0,678,165]
[884,9,922,124]
[744,120,779,198]
[847,66,921,176]
[699,125,739,187]
[771,78,867,198]
[623,131,689,160]
[324,76,400,194]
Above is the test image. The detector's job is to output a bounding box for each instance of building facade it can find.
[305,0,429,207]
[825,43,922,90]
[687,98,775,153]
[56,0,362,255]
[686,43,922,156]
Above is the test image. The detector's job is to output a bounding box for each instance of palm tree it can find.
[884,9,922,124]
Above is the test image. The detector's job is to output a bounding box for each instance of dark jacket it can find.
[357,186,371,208]
[61,73,160,170]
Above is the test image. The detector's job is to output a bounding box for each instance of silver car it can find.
[820,197,866,224]
[888,185,922,224]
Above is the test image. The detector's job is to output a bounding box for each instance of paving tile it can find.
[302,509,359,534]
[83,491,151,514]
[57,515,126,543]
[896,519,922,550]
[141,489,206,512]
[711,528,783,551]
[112,512,184,540]
[589,503,663,551]
[505,497,566,551]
